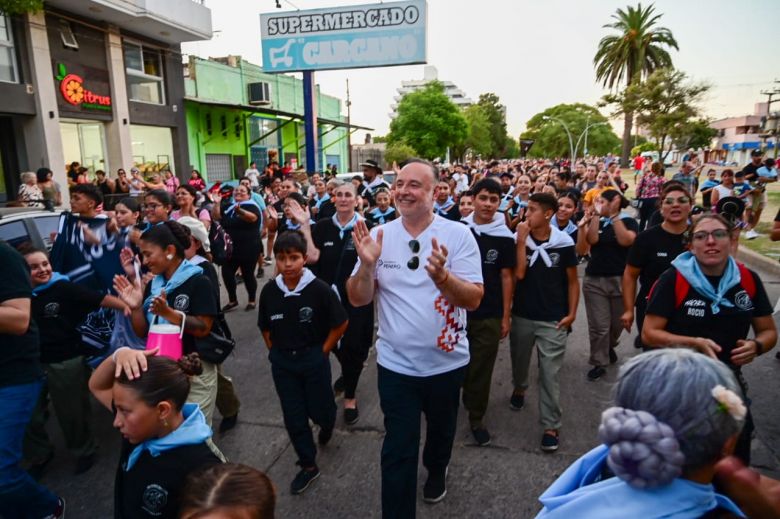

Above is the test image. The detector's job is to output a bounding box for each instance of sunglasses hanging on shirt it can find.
[407,239,420,270]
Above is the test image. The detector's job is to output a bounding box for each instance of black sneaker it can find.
[290,467,320,495]
[423,466,448,504]
[509,392,525,410]
[333,376,345,396]
[256,268,264,279]
[541,431,559,452]
[75,453,96,475]
[471,427,491,446]
[219,414,238,433]
[587,366,606,381]
[609,348,618,365]
[318,427,333,446]
[43,497,65,519]
[344,406,359,426]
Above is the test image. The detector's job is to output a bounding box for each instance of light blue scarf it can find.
[142,260,203,323]
[125,403,212,471]
[32,272,70,296]
[433,197,455,216]
[332,213,360,239]
[672,251,741,315]
[551,215,577,237]
[537,444,744,518]
[369,206,395,224]
[225,200,260,218]
[599,212,632,227]
[313,193,331,210]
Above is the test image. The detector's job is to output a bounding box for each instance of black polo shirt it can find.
[626,225,687,301]
[646,267,772,365]
[585,217,639,277]
[468,232,516,320]
[0,242,42,387]
[258,277,347,351]
[32,280,104,363]
[310,218,367,301]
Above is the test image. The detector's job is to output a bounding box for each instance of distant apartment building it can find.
[710,103,777,165]
[389,65,472,119]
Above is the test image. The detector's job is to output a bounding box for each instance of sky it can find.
[182,0,780,141]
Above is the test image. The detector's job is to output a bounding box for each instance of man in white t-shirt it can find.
[244,161,261,190]
[348,159,483,516]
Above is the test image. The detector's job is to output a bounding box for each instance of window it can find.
[59,20,78,50]
[0,14,18,83]
[124,42,165,105]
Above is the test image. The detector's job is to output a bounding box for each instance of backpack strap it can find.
[674,270,689,309]
[736,263,756,299]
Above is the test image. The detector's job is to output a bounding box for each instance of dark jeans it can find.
[377,364,465,519]
[734,369,754,466]
[0,379,59,518]
[463,318,501,428]
[269,347,336,468]
[334,304,374,399]
[638,197,658,231]
[222,255,258,303]
[635,293,649,350]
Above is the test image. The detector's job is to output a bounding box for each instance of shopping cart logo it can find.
[269,39,295,68]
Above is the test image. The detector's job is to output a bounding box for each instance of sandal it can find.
[245,302,256,311]
[222,301,239,312]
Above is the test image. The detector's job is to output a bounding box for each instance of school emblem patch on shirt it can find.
[733,290,754,311]
[142,483,168,515]
[43,302,60,318]
[173,294,190,311]
[299,306,314,323]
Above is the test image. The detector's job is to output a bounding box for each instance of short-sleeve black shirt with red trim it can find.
[645,267,772,365]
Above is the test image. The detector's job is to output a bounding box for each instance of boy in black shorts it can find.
[258,231,348,495]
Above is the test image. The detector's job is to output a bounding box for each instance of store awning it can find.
[183,97,373,131]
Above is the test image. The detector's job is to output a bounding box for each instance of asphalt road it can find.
[38,263,780,518]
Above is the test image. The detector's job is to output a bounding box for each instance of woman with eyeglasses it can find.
[172,185,211,231]
[643,213,777,466]
[622,184,692,350]
[143,189,172,228]
[289,182,375,425]
[578,189,638,381]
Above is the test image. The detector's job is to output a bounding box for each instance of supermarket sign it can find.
[260,0,427,73]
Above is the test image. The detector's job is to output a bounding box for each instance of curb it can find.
[737,246,780,277]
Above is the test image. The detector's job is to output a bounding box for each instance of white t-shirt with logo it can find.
[351,215,483,377]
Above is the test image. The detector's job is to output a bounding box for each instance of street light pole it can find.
[542,115,574,162]
[574,122,608,161]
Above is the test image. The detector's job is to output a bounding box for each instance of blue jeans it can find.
[377,365,465,519]
[0,379,59,518]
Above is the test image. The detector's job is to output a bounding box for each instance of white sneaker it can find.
[745,229,759,240]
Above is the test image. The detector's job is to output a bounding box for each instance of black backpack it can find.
[208,219,233,266]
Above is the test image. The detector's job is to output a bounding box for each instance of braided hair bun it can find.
[598,407,685,488]
[177,352,203,377]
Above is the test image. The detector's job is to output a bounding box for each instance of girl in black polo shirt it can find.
[643,214,777,465]
[89,349,223,519]
[293,182,375,426]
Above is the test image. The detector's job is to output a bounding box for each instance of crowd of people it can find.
[1,149,780,519]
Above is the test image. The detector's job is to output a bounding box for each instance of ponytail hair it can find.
[601,349,744,488]
[117,353,203,411]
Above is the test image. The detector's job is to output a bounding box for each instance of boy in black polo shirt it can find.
[461,179,516,446]
[509,193,579,453]
[258,231,348,495]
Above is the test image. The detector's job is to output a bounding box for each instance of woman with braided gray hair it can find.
[536,349,748,518]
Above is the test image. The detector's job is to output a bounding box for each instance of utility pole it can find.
[759,80,780,158]
[346,78,352,172]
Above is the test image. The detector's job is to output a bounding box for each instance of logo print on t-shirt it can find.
[173,294,190,312]
[733,290,754,311]
[434,295,464,353]
[548,252,560,266]
[485,249,498,263]
[43,302,60,318]
[299,306,314,323]
[141,483,168,515]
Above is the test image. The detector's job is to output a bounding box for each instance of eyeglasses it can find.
[145,203,163,211]
[407,239,420,270]
[691,229,730,242]
[662,196,691,205]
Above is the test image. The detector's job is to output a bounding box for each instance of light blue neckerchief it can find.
[142,260,203,324]
[550,215,577,237]
[537,444,745,518]
[671,251,741,315]
[599,212,631,227]
[313,193,331,210]
[125,403,212,471]
[225,200,261,217]
[332,213,360,239]
[369,206,395,224]
[285,218,302,231]
[32,272,70,296]
[433,197,455,216]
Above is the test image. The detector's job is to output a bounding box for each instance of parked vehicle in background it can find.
[0,207,63,251]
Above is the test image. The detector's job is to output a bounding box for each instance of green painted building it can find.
[184,55,365,182]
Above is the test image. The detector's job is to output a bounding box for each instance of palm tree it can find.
[594,3,678,167]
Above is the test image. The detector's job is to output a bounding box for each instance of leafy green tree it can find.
[457,104,494,160]
[503,136,520,159]
[673,118,717,151]
[388,81,467,160]
[594,3,678,167]
[0,0,43,14]
[519,103,620,159]
[603,68,709,162]
[631,141,658,156]
[372,135,388,143]
[476,93,509,157]
[384,142,417,166]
